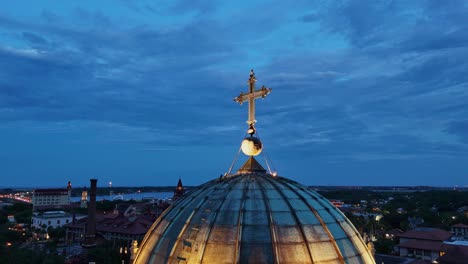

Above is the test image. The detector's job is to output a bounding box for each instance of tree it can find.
[48,227,65,242]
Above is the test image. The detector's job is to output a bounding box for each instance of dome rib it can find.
[199,178,241,263]
[277,178,346,263]
[166,193,210,262]
[141,182,218,263]
[262,175,316,263]
[233,176,248,263]
[283,178,373,262]
[256,175,281,264]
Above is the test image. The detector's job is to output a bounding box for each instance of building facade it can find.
[32,182,72,211]
[397,228,452,262]
[451,223,468,240]
[65,211,156,247]
[31,211,85,229]
[80,187,88,208]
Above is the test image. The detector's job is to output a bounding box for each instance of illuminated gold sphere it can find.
[241,137,262,156]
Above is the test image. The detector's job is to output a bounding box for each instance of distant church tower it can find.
[80,186,88,208]
[173,178,185,200]
[67,181,72,202]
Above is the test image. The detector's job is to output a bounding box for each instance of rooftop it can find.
[439,243,468,264]
[65,213,155,235]
[398,228,452,241]
[34,188,69,195]
[33,211,73,218]
[452,223,468,228]
[398,240,443,251]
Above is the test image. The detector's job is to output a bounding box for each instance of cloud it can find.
[1,1,468,186]
[22,32,47,45]
[446,120,468,144]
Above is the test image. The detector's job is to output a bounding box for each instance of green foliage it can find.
[0,210,7,225]
[0,201,32,226]
[4,203,32,215]
[0,246,65,264]
[14,210,32,224]
[96,200,119,213]
[73,207,88,215]
[47,227,65,241]
[324,189,468,255]
[0,225,22,244]
[374,239,396,255]
[88,241,122,264]
[47,227,65,242]
[319,190,383,204]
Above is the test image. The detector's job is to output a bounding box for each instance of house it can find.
[64,202,168,247]
[65,213,154,247]
[32,211,86,230]
[451,223,468,240]
[397,227,452,262]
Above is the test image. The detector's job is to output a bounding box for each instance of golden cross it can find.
[234,70,272,135]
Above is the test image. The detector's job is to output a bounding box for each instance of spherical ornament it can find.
[241,137,262,156]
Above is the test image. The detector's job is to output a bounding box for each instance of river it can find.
[70,191,173,202]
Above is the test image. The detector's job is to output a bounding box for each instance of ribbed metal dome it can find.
[134,171,375,264]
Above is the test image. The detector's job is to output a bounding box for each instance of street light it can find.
[120,246,128,264]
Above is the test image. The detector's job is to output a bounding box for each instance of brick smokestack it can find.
[83,179,97,248]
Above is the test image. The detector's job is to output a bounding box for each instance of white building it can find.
[31,211,85,230]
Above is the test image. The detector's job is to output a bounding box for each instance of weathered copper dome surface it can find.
[134,172,375,264]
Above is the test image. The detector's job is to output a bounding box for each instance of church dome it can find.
[134,71,375,263]
[134,169,374,263]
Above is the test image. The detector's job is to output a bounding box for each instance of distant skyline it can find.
[1,1,468,187]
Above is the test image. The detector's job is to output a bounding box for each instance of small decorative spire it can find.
[173,178,185,200]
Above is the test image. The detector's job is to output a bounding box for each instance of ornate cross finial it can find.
[234,69,272,135]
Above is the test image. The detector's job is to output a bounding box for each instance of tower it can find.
[83,179,97,248]
[67,181,72,206]
[173,178,185,201]
[80,186,88,208]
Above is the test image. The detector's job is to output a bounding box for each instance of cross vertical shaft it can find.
[248,70,256,125]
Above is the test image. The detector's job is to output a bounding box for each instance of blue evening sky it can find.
[1,1,467,187]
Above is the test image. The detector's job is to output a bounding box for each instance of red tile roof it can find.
[398,240,443,251]
[96,214,154,235]
[64,213,155,235]
[438,244,468,264]
[387,228,404,235]
[398,228,451,241]
[34,188,69,195]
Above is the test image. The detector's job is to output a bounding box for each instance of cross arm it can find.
[233,86,272,104]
